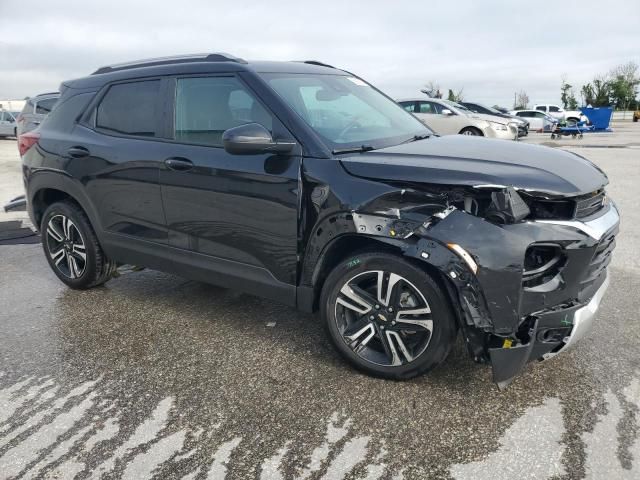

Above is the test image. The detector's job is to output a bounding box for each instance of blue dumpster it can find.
[581,107,613,131]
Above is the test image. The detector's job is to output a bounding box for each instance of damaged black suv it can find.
[21,54,619,386]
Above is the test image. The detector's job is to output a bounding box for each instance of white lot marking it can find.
[0,391,97,478]
[22,424,92,479]
[321,435,370,480]
[449,397,566,480]
[205,437,242,479]
[0,378,55,425]
[0,377,36,424]
[84,416,120,451]
[121,429,187,480]
[1,380,95,448]
[260,441,290,480]
[300,413,352,479]
[362,445,388,480]
[90,396,174,478]
[584,379,640,479]
[180,469,201,480]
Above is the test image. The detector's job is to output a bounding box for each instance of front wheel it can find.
[321,252,457,379]
[459,127,483,136]
[41,200,117,289]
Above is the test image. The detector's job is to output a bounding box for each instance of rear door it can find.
[158,74,300,298]
[73,79,169,243]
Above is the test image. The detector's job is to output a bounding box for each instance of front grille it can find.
[580,229,616,291]
[575,190,606,218]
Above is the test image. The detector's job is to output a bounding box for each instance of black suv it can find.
[21,54,619,386]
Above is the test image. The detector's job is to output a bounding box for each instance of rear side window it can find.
[35,98,58,114]
[535,106,546,112]
[96,80,160,137]
[549,105,560,112]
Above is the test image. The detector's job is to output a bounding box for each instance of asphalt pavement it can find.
[0,124,639,479]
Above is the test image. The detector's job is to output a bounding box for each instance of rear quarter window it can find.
[35,98,58,114]
[95,80,160,137]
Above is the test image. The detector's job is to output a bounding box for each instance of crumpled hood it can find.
[339,135,608,197]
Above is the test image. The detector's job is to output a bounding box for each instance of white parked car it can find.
[0,109,17,138]
[533,104,587,123]
[398,98,518,140]
[510,110,559,132]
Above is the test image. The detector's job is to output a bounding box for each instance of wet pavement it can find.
[1,127,639,479]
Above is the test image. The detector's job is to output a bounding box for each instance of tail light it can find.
[18,131,40,156]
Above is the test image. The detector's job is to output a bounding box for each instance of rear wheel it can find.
[459,127,483,136]
[41,201,116,289]
[321,252,456,379]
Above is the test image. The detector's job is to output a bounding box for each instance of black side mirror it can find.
[222,123,296,155]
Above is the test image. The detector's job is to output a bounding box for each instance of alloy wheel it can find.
[334,270,433,367]
[45,214,87,279]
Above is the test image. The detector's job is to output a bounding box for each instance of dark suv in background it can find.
[20,54,619,387]
[16,92,60,138]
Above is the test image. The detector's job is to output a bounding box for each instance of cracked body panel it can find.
[298,155,619,385]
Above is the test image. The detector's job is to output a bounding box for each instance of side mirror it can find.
[222,123,296,155]
[441,109,454,116]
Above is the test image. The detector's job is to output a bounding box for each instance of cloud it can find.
[1,0,638,106]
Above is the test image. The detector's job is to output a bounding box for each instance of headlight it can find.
[489,121,508,131]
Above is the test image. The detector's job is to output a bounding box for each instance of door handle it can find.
[165,157,194,171]
[67,146,90,158]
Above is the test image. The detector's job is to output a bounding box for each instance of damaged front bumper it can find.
[349,196,620,387]
[489,271,610,389]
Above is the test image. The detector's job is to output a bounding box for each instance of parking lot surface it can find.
[1,125,639,479]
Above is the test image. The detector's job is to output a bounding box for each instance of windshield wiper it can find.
[332,144,375,154]
[401,134,431,144]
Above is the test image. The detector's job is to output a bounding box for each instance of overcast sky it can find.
[1,0,638,107]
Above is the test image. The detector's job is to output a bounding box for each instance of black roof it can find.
[64,53,343,90]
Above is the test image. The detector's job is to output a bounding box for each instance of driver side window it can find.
[174,76,273,147]
[417,101,440,114]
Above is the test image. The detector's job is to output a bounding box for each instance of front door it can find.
[159,74,300,300]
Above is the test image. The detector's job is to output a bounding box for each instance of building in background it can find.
[0,99,26,112]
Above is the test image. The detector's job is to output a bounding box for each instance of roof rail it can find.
[92,53,247,75]
[301,60,335,69]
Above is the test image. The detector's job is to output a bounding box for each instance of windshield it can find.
[442,100,472,113]
[261,73,431,150]
[475,103,503,115]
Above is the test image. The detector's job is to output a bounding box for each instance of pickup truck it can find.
[534,104,586,123]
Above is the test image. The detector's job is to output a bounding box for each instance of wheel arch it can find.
[28,172,102,233]
[459,126,483,136]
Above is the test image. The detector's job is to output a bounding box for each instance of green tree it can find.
[447,88,464,102]
[592,77,611,106]
[560,77,572,109]
[561,77,579,109]
[608,62,639,110]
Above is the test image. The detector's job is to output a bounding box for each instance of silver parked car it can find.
[0,109,18,138]
[509,109,558,132]
[16,92,60,137]
[398,98,518,140]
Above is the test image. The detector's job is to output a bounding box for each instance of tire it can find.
[41,200,117,289]
[459,127,483,136]
[320,252,457,380]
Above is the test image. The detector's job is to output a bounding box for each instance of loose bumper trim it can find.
[542,271,610,360]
